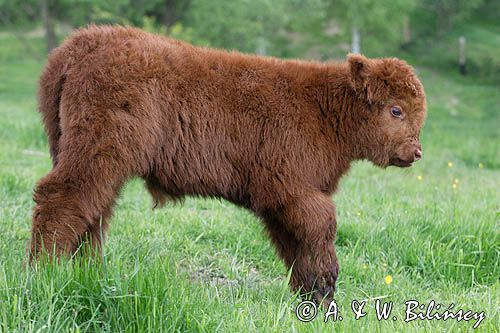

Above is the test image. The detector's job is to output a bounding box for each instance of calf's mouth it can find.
[389,157,415,168]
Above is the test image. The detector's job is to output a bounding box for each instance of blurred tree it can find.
[146,0,191,29]
[415,0,485,36]
[473,0,500,21]
[324,0,417,55]
[50,0,189,32]
[0,0,39,26]
[0,0,496,67]
[0,0,41,59]
[65,0,148,26]
[176,0,328,57]
[41,0,57,53]
[177,0,288,53]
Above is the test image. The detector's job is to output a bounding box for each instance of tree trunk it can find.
[255,37,267,55]
[41,0,57,53]
[403,15,411,44]
[351,26,360,54]
[459,36,466,75]
[163,0,176,29]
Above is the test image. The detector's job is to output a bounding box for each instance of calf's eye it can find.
[391,106,403,118]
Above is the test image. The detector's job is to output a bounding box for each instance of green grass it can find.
[0,34,499,332]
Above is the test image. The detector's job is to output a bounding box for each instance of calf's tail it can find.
[38,49,67,166]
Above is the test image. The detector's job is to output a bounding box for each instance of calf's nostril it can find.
[414,149,422,160]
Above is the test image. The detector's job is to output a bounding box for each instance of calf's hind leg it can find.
[28,108,152,261]
[77,204,113,258]
[29,153,127,262]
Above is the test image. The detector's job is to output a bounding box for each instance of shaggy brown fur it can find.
[29,25,426,302]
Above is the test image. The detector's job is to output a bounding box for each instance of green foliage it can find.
[178,0,325,56]
[412,0,485,36]
[403,20,500,85]
[0,0,39,27]
[56,0,160,27]
[0,0,498,63]
[177,0,286,52]
[324,0,417,54]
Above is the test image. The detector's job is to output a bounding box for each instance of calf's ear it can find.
[348,53,389,104]
[348,53,370,93]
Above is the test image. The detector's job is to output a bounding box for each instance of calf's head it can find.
[348,54,427,168]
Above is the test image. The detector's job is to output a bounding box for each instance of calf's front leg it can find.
[267,191,339,304]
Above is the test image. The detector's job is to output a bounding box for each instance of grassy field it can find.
[0,34,499,332]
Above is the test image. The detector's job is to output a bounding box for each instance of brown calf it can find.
[30,25,426,303]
